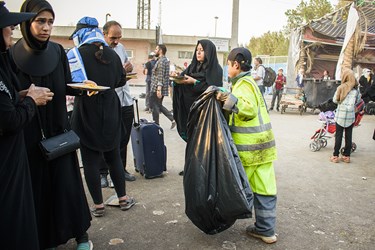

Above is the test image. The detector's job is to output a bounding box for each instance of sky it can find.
[7,0,338,45]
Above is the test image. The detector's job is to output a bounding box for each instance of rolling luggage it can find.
[131,98,166,179]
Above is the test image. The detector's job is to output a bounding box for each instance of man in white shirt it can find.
[100,20,136,185]
[251,57,266,96]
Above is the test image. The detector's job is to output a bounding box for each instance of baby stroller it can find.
[309,109,364,153]
[310,111,336,152]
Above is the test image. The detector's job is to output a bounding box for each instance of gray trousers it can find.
[253,193,277,236]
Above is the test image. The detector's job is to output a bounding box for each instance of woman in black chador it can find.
[173,39,223,141]
[0,2,54,249]
[10,0,91,249]
[172,39,223,175]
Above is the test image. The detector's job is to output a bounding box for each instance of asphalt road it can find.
[59,85,375,250]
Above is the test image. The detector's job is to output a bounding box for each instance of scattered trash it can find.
[109,238,124,245]
[173,203,181,207]
[143,204,147,209]
[314,230,325,235]
[311,224,315,228]
[339,240,345,243]
[153,210,165,215]
[165,220,178,224]
[222,241,236,250]
[362,177,367,180]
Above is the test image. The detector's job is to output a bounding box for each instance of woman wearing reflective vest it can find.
[215,47,277,244]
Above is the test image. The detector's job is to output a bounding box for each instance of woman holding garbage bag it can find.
[215,47,278,244]
[171,39,223,175]
[10,0,92,248]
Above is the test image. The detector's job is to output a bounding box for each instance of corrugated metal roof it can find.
[306,3,375,39]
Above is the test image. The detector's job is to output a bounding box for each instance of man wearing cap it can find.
[216,47,278,244]
[269,68,286,112]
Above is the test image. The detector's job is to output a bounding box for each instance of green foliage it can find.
[246,0,336,57]
[247,31,289,56]
[285,0,334,31]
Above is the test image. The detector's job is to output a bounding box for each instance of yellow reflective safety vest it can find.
[229,75,277,166]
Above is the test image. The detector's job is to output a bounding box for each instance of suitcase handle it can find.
[133,97,140,126]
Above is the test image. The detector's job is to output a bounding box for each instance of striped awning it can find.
[306,3,375,40]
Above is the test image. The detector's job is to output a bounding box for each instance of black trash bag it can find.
[318,98,337,112]
[183,86,253,235]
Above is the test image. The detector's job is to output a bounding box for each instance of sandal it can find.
[90,205,105,217]
[119,196,136,211]
[341,156,350,163]
[330,156,339,163]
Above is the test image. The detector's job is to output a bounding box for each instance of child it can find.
[216,47,278,244]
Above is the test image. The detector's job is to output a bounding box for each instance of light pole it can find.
[105,13,111,23]
[214,16,218,37]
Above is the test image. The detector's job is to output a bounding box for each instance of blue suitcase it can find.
[131,99,166,179]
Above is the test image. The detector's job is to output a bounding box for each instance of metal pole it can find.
[214,16,218,37]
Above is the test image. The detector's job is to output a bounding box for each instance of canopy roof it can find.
[303,2,375,46]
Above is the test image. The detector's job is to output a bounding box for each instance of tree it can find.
[246,0,336,56]
[247,31,289,56]
[285,0,334,32]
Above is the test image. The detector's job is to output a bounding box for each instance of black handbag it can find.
[36,109,80,161]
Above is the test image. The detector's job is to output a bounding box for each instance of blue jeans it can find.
[253,193,277,236]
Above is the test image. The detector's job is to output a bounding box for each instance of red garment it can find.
[275,74,286,90]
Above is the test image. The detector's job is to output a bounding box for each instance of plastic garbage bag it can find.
[183,86,253,235]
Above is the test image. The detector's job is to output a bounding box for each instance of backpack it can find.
[261,65,277,87]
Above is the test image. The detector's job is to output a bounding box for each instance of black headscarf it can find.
[20,0,55,51]
[11,0,59,76]
[184,39,223,86]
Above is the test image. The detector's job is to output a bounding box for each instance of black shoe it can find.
[269,108,273,111]
[124,170,136,181]
[179,170,184,176]
[100,174,108,188]
[276,108,280,112]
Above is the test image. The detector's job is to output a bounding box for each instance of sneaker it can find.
[90,205,105,217]
[246,226,277,244]
[170,121,176,130]
[119,196,136,211]
[124,170,136,181]
[77,240,93,250]
[269,108,273,111]
[144,108,149,111]
[100,174,108,188]
[276,108,280,112]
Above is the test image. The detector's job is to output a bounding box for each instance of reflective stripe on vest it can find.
[230,76,275,152]
[236,140,276,151]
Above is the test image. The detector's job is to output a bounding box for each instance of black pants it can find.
[270,89,283,109]
[100,105,134,175]
[150,93,174,124]
[334,123,353,157]
[81,144,126,204]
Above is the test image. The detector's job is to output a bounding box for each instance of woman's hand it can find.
[180,75,196,85]
[26,84,54,106]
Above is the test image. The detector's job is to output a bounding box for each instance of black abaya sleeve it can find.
[0,93,36,135]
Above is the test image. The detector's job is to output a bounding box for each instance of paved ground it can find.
[60,82,375,250]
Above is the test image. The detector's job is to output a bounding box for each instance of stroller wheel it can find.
[351,142,357,152]
[319,138,327,148]
[310,141,319,152]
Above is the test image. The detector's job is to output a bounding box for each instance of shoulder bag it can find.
[36,108,80,161]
